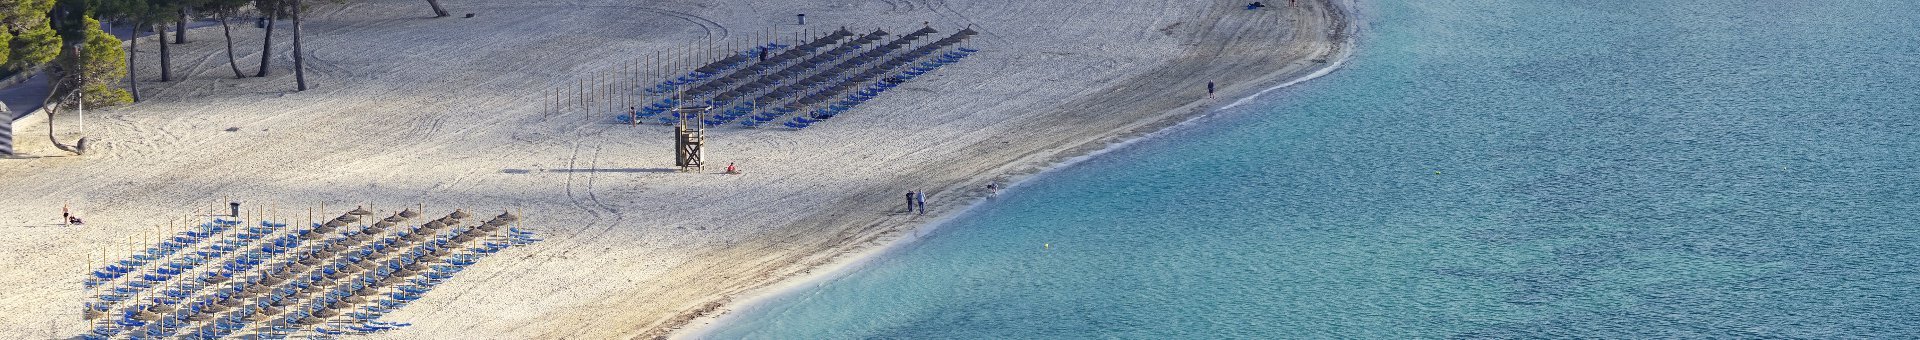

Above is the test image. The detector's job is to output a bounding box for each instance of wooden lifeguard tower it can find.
[672,105,711,171]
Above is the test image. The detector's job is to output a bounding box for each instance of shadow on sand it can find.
[501,168,678,174]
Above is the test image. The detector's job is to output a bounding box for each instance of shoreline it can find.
[669,1,1361,338]
[0,0,1361,337]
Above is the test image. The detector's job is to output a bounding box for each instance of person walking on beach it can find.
[905,191,917,213]
[987,182,999,198]
[914,191,927,215]
[1207,81,1217,99]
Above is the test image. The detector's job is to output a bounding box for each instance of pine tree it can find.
[146,0,181,82]
[254,0,276,77]
[289,0,303,90]
[71,16,132,106]
[95,0,149,101]
[3,0,61,72]
[200,0,249,78]
[425,0,449,18]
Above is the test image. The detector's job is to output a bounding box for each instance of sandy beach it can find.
[0,0,1352,338]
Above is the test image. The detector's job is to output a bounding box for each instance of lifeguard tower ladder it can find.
[673,105,711,172]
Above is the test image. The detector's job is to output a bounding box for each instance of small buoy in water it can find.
[1434,170,1442,175]
[1044,243,1050,249]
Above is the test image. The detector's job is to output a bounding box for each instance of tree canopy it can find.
[69,16,131,106]
[2,0,61,71]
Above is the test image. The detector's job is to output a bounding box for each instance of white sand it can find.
[0,0,1353,338]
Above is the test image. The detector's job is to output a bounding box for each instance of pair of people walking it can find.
[904,191,927,215]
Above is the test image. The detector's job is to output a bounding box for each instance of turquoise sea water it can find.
[706,1,1920,338]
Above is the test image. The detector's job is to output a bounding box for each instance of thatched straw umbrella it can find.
[202,301,230,313]
[349,258,376,271]
[382,215,405,223]
[348,207,373,216]
[399,209,420,218]
[259,275,286,287]
[131,309,161,321]
[335,214,360,223]
[450,210,472,219]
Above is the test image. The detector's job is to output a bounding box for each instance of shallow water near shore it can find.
[704,0,1920,338]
